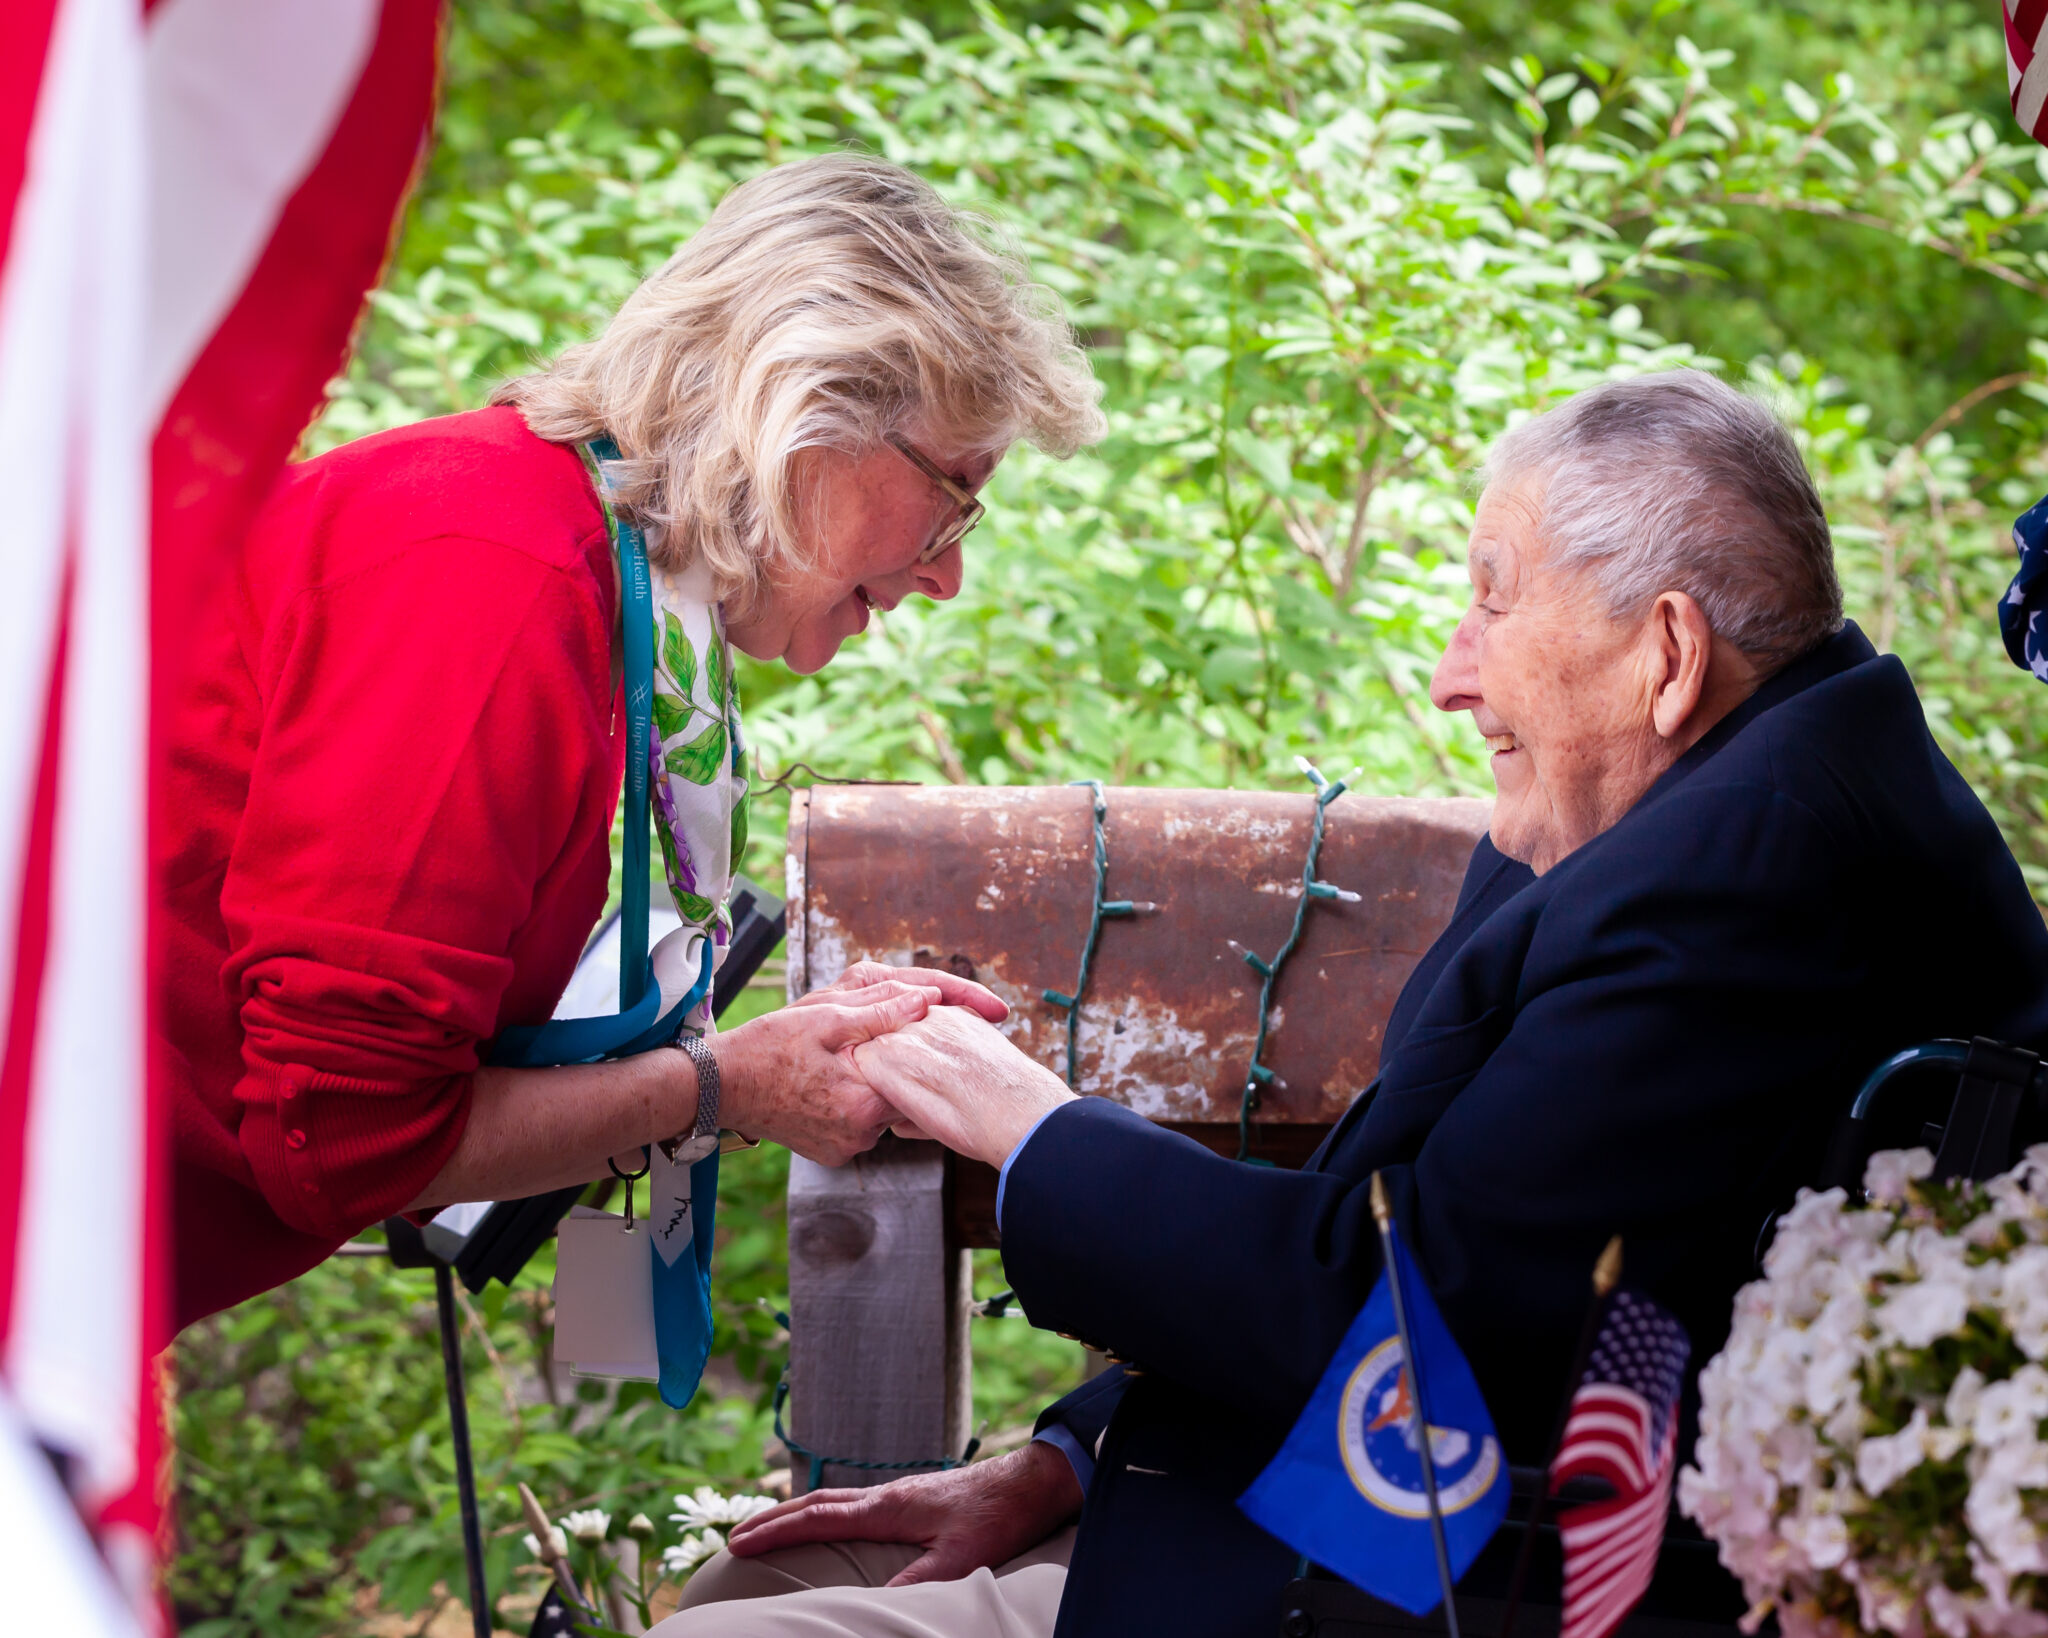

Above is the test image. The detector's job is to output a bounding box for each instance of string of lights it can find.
[1228,758,1362,1160]
[1041,779,1154,1090]
[772,1376,981,1493]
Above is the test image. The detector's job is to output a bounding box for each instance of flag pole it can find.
[1370,1173,1463,1638]
[1497,1234,1624,1638]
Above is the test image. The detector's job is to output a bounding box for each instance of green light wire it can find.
[1232,757,1362,1161]
[1042,779,1148,1090]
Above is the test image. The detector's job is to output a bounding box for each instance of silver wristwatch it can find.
[666,1034,722,1165]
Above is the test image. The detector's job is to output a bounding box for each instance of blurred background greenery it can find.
[171,0,2048,1630]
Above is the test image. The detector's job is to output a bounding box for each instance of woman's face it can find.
[724,427,999,676]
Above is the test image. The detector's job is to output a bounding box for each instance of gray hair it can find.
[1480,370,1843,670]
[495,155,1105,619]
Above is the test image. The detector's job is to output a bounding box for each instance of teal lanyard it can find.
[594,435,653,1012]
[486,437,685,1068]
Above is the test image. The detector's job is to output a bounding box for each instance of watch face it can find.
[672,1133,719,1165]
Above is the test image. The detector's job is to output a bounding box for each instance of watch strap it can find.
[674,1033,720,1142]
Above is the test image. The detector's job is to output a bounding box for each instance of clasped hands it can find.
[692,968,1087,1584]
[709,961,1075,1171]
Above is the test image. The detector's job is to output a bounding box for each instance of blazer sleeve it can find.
[1032,1362,1130,1453]
[998,785,1848,1427]
[219,536,615,1240]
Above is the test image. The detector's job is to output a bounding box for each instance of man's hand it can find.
[850,1006,1074,1169]
[724,1443,1083,1587]
[714,983,940,1166]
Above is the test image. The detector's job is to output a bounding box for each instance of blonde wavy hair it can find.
[493,154,1106,617]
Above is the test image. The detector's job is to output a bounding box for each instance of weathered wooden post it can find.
[784,1141,972,1492]
[780,784,1490,1488]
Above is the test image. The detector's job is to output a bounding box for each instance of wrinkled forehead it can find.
[1469,476,1551,589]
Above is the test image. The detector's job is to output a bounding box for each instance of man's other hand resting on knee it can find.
[724,1443,1083,1589]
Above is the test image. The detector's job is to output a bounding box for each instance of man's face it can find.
[1429,479,1673,873]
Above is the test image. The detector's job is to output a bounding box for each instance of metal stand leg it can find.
[435,1263,492,1638]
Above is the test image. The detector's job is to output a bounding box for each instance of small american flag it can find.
[2007,1,2048,144]
[1551,1290,1692,1638]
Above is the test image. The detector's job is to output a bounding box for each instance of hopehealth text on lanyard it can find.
[487,435,747,1411]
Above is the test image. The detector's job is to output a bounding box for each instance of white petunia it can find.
[1780,1508,1851,1571]
[1874,1274,1969,1349]
[1856,1408,1931,1496]
[1999,1246,2048,1361]
[562,1508,611,1544]
[1926,1582,1977,1638]
[1967,1473,2046,1577]
[1802,1338,1860,1420]
[1864,1148,1934,1204]
[1972,1367,2048,1449]
[1949,1366,1988,1433]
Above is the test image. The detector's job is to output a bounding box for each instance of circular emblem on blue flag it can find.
[1338,1338,1502,1519]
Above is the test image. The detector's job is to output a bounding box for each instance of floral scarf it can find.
[647,557,749,973]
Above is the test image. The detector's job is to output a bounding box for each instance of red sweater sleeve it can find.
[219,534,615,1239]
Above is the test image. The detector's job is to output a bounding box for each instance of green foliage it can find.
[171,1154,788,1635]
[314,0,2048,883]
[179,0,2048,1629]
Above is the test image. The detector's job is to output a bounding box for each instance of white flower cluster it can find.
[670,1484,779,1533]
[523,1507,612,1560]
[658,1487,780,1580]
[1678,1146,2048,1638]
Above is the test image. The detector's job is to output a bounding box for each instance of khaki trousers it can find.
[646,1526,1075,1638]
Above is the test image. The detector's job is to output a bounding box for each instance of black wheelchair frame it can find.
[1281,1035,2048,1638]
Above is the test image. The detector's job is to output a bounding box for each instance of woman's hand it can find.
[789,959,1009,1025]
[849,1005,1073,1169]
[716,982,959,1166]
[724,1443,1083,1587]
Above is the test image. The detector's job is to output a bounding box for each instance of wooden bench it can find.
[779,785,1489,1488]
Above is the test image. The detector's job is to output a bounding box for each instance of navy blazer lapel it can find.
[1304,837,1534,1173]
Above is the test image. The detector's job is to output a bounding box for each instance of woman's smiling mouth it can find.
[1485,732,1519,756]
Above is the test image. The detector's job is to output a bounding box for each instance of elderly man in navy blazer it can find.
[655,371,2048,1638]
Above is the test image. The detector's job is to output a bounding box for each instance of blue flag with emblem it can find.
[1239,1219,1508,1615]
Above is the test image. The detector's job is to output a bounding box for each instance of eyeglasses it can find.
[886,432,986,564]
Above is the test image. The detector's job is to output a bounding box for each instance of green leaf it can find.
[1226,430,1293,495]
[652,692,694,742]
[672,889,716,923]
[665,718,727,786]
[731,795,749,867]
[707,636,728,712]
[662,610,699,700]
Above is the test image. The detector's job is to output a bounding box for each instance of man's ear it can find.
[1647,590,1714,741]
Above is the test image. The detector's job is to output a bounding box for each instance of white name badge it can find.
[647,1148,696,1267]
[553,1206,658,1380]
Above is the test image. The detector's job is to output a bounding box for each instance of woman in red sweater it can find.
[163,156,1104,1327]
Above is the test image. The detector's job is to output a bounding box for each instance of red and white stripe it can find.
[2006,0,2048,144]
[0,0,438,1619]
[1553,1385,1680,1638]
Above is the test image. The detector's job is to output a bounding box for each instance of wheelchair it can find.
[1280,1035,2048,1638]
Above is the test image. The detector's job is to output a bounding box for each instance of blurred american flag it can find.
[2007,1,2048,143]
[0,0,438,1621]
[1551,1290,1692,1638]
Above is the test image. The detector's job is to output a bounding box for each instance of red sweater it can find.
[162,407,623,1327]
